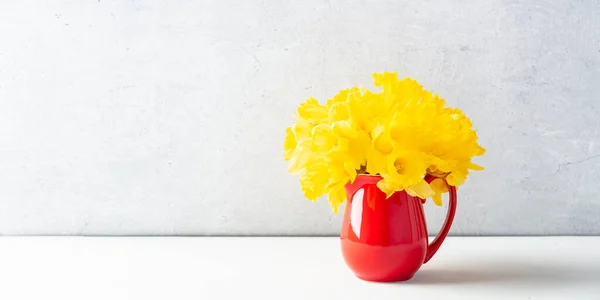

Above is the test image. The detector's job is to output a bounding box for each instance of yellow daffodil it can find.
[377,149,433,199]
[429,178,449,206]
[284,72,485,212]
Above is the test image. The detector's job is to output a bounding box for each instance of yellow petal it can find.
[347,130,371,166]
[430,178,449,193]
[447,172,466,186]
[332,121,356,139]
[326,89,349,107]
[328,184,347,214]
[297,97,328,122]
[468,162,484,171]
[311,124,337,150]
[328,102,349,122]
[371,125,394,154]
[428,178,448,207]
[406,180,435,199]
[299,158,329,201]
[432,191,443,206]
[287,145,310,174]
[283,127,296,160]
[366,146,387,175]
[376,179,398,199]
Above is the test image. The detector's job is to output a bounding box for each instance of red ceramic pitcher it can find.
[340,174,457,282]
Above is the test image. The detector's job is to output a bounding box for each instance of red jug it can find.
[340,174,457,282]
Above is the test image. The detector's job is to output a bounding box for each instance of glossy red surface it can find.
[340,175,457,282]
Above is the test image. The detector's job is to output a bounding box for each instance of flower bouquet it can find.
[283,72,484,282]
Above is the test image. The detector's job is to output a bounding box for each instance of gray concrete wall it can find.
[1,0,599,235]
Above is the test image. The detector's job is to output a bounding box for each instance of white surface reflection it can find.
[350,188,364,239]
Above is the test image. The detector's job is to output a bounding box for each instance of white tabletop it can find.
[0,237,598,300]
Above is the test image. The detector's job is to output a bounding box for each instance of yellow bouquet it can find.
[284,72,485,213]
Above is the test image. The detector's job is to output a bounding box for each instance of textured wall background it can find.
[1,1,599,235]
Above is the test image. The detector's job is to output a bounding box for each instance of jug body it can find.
[340,175,429,282]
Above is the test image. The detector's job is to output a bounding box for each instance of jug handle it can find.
[423,174,457,264]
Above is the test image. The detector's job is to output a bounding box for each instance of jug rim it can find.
[353,174,383,185]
